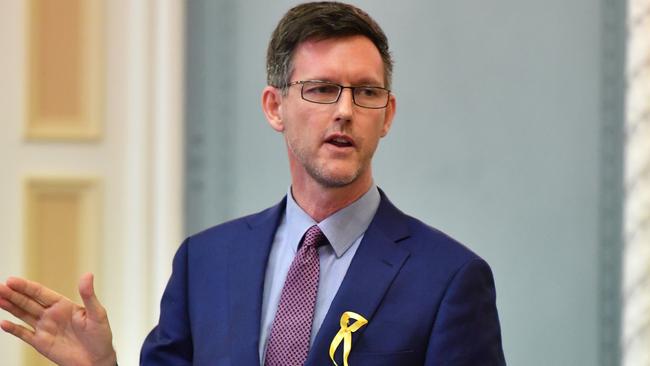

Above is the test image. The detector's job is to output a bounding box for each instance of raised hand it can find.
[0,273,117,366]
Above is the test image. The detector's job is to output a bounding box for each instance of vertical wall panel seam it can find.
[598,0,626,364]
[184,0,237,235]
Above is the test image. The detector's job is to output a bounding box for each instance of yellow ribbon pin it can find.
[329,311,368,366]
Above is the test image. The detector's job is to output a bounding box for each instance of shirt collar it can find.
[285,185,381,258]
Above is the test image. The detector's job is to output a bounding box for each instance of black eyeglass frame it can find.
[284,80,391,109]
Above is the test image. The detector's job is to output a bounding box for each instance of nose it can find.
[335,88,354,122]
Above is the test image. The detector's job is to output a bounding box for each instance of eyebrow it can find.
[306,78,385,87]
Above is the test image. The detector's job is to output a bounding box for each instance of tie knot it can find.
[302,225,327,249]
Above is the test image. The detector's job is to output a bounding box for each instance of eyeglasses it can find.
[286,80,390,109]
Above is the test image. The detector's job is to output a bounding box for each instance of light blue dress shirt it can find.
[258,185,381,363]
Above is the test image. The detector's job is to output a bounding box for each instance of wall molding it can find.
[25,0,103,141]
[23,176,101,365]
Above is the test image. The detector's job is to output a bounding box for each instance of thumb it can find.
[78,273,106,322]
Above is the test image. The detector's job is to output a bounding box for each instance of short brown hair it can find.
[266,1,393,90]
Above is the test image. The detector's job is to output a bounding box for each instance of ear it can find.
[261,86,285,132]
[380,94,396,137]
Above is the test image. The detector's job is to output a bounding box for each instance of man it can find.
[0,2,505,365]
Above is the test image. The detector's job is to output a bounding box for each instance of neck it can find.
[290,176,373,222]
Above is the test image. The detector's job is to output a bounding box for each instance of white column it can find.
[106,1,184,364]
[622,0,650,365]
[115,0,152,363]
[150,0,185,317]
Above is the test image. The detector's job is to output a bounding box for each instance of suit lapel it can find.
[307,193,411,365]
[227,198,285,365]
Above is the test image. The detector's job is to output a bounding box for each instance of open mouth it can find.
[326,135,354,148]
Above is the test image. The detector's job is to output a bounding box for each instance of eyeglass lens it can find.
[300,81,388,108]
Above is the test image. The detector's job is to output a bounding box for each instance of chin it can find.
[308,165,363,188]
[315,175,357,188]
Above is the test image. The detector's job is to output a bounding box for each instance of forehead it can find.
[291,35,385,84]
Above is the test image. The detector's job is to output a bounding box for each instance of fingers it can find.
[78,273,106,322]
[6,277,61,307]
[0,320,35,347]
[0,283,44,319]
[0,296,37,328]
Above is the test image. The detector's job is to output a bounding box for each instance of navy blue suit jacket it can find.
[141,191,506,365]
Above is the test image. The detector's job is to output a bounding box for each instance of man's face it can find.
[264,35,396,190]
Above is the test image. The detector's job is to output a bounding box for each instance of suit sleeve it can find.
[140,239,193,365]
[424,258,506,366]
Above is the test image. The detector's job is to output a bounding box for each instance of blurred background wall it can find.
[185,1,625,365]
[0,0,632,365]
[0,1,183,365]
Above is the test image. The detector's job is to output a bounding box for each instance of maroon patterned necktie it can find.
[264,225,327,366]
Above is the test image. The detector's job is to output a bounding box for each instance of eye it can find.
[303,83,339,95]
[357,87,381,98]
